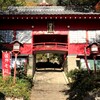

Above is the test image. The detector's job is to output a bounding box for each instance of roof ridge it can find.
[1,6,100,15]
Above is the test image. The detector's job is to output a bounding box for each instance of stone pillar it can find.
[28,54,36,77]
[29,54,34,67]
[67,55,78,71]
[27,55,34,76]
[32,54,36,77]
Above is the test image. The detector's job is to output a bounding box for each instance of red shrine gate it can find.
[0,6,100,74]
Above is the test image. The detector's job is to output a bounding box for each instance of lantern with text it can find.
[12,41,23,84]
[91,43,99,55]
[13,43,20,52]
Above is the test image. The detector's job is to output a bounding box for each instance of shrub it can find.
[0,76,33,100]
[66,69,100,100]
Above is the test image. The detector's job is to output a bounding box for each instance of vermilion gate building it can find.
[0,6,100,72]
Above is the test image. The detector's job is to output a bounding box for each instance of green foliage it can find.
[57,0,69,6]
[32,0,37,2]
[36,53,63,63]
[67,69,89,81]
[57,0,100,12]
[15,0,26,6]
[0,0,16,10]
[66,69,100,100]
[57,0,99,6]
[0,76,33,100]
[0,0,25,10]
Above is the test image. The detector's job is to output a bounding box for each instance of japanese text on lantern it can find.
[2,51,11,76]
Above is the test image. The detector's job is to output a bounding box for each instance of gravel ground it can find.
[30,69,69,100]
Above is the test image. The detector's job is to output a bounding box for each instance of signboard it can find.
[2,51,11,77]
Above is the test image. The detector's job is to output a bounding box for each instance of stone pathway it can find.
[30,69,68,100]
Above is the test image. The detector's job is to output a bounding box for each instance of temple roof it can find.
[0,6,99,15]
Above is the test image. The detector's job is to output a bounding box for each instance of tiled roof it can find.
[0,6,99,15]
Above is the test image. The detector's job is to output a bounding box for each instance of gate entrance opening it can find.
[35,53,67,71]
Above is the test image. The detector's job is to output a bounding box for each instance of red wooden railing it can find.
[33,42,68,51]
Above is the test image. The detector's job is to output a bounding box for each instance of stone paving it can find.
[30,69,69,100]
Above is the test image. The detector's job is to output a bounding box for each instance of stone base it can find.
[67,55,80,72]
